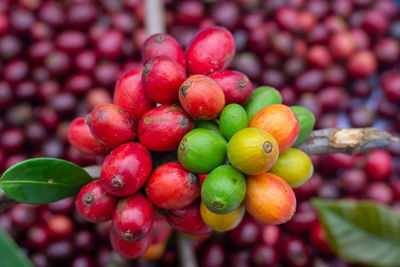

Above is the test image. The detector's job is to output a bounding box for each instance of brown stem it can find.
[296,128,398,155]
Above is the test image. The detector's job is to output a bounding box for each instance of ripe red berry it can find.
[280,237,310,267]
[101,142,152,197]
[362,9,388,35]
[347,50,377,78]
[179,75,225,120]
[110,223,153,260]
[141,33,186,68]
[228,216,260,247]
[113,194,154,242]
[27,225,50,249]
[260,225,281,247]
[210,70,252,105]
[75,180,118,223]
[138,105,194,151]
[307,45,332,68]
[146,162,200,209]
[364,182,393,204]
[152,211,173,244]
[186,26,235,75]
[339,169,367,194]
[86,103,137,148]
[47,214,74,240]
[68,117,110,156]
[310,223,332,254]
[251,244,280,267]
[381,71,400,102]
[329,32,355,59]
[113,70,155,120]
[142,56,187,104]
[365,149,392,180]
[164,200,212,236]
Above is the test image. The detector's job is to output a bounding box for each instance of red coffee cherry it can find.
[110,223,153,260]
[47,214,74,240]
[75,180,118,223]
[179,75,225,120]
[86,103,137,148]
[163,200,212,236]
[347,50,377,78]
[67,117,110,156]
[186,26,235,75]
[138,105,194,151]
[113,194,154,242]
[365,149,392,181]
[141,33,186,68]
[310,223,332,254]
[210,70,252,105]
[113,70,155,120]
[151,211,173,244]
[142,55,187,104]
[146,162,200,209]
[101,142,152,197]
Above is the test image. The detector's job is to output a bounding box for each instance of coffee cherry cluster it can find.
[68,26,315,260]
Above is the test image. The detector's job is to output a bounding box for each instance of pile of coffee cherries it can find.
[68,26,315,260]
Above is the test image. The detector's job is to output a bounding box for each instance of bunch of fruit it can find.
[67,26,315,260]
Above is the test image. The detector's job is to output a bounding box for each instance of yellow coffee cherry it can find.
[269,148,313,188]
[200,201,245,232]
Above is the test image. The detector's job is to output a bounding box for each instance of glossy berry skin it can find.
[186,26,235,75]
[365,149,392,181]
[113,194,154,242]
[68,118,110,156]
[86,104,137,148]
[210,70,252,105]
[138,105,194,151]
[164,200,212,236]
[146,162,200,209]
[179,75,225,120]
[141,33,186,68]
[113,70,155,120]
[110,224,153,260]
[101,142,152,197]
[142,56,187,104]
[75,180,118,223]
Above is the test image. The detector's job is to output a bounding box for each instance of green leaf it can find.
[0,227,34,267]
[0,158,92,204]
[312,199,400,267]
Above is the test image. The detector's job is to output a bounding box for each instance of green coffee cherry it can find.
[244,86,282,121]
[290,106,315,146]
[219,104,248,140]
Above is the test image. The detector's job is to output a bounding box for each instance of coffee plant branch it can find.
[0,127,397,213]
[296,127,399,155]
